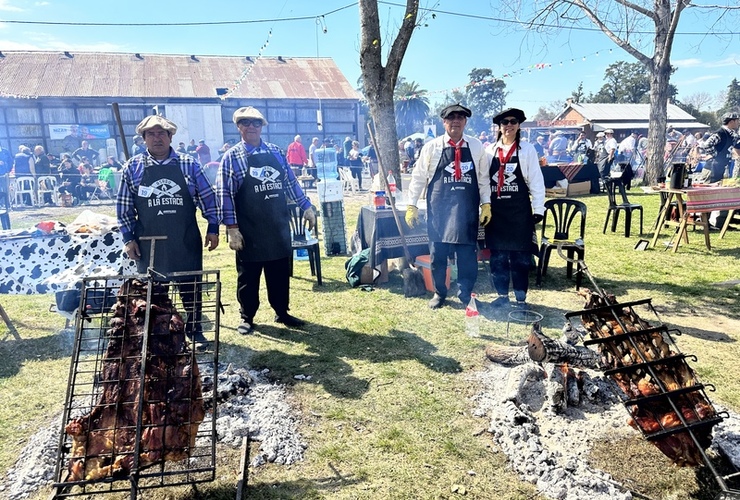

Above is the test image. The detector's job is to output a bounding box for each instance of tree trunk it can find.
[358,0,419,187]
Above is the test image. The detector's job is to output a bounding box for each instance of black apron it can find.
[485,145,535,253]
[234,151,292,262]
[133,160,202,275]
[426,142,479,245]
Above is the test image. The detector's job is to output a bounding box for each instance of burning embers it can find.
[575,289,721,467]
[64,279,205,482]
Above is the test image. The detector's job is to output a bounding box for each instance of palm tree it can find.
[394,78,430,138]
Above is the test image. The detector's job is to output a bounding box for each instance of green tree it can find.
[588,61,677,104]
[463,68,508,135]
[720,78,740,114]
[570,82,585,104]
[394,78,430,138]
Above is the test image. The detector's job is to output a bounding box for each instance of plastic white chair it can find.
[338,167,358,193]
[37,175,59,205]
[14,176,36,207]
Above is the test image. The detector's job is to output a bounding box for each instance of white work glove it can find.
[124,240,141,261]
[303,207,316,232]
[227,226,245,251]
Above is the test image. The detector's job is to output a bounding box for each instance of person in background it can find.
[58,157,81,205]
[308,136,320,180]
[216,142,232,163]
[117,115,219,348]
[404,137,415,167]
[548,131,569,157]
[217,106,316,334]
[62,124,81,153]
[343,136,353,164]
[73,140,99,166]
[77,163,97,202]
[533,135,547,159]
[601,129,618,177]
[175,141,187,155]
[196,140,211,164]
[286,135,308,177]
[105,155,123,171]
[0,144,12,209]
[405,103,492,309]
[132,135,147,156]
[334,143,345,179]
[13,146,35,206]
[33,145,54,205]
[617,130,638,164]
[485,108,545,310]
[700,111,740,182]
[186,139,198,155]
[347,140,365,190]
[568,131,592,164]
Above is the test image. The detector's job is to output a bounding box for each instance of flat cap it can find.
[492,107,526,125]
[596,132,605,138]
[233,106,268,125]
[135,115,177,136]
[604,129,614,134]
[722,111,739,123]
[440,103,472,119]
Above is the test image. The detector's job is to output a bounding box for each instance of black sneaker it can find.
[490,296,510,308]
[237,320,255,335]
[274,314,306,327]
[428,293,446,309]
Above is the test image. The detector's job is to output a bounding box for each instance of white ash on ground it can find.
[471,360,740,500]
[472,361,638,500]
[0,363,305,500]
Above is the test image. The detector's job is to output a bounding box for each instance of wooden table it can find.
[650,186,740,252]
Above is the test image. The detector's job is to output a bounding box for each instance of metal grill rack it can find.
[50,270,220,499]
[554,243,740,499]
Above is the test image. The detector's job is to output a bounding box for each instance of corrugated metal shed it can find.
[563,102,700,122]
[0,51,360,100]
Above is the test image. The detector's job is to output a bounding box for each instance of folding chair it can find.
[88,167,114,201]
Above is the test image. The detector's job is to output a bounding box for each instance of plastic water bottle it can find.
[387,170,396,198]
[465,293,480,338]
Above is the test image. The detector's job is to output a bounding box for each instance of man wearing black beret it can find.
[405,103,492,309]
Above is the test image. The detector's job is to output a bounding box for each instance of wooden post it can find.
[236,436,249,500]
[0,300,20,340]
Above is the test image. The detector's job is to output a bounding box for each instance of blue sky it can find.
[1,0,738,114]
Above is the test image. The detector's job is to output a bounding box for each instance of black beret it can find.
[440,103,472,119]
[492,108,526,125]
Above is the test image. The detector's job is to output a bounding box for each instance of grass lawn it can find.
[0,187,738,499]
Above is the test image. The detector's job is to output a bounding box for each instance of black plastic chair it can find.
[288,204,322,286]
[603,178,643,237]
[536,198,587,288]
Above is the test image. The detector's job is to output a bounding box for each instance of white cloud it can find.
[677,75,723,86]
[673,58,703,68]
[35,1,50,5]
[705,56,740,68]
[0,0,23,12]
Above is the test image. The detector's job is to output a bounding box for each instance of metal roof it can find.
[592,121,709,131]
[557,102,703,122]
[0,51,360,100]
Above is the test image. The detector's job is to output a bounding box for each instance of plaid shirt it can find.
[217,139,311,226]
[116,148,219,243]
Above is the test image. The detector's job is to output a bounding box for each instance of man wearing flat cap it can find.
[405,103,492,310]
[217,106,316,333]
[485,107,544,310]
[701,111,740,182]
[117,114,220,347]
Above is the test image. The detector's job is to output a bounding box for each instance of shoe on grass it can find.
[274,314,305,327]
[237,321,255,335]
[490,296,510,308]
[428,293,446,309]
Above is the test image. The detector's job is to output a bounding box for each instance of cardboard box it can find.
[545,187,567,198]
[414,254,451,293]
[567,181,591,196]
[360,259,389,284]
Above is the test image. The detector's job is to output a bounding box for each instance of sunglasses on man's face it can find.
[500,118,519,125]
[238,119,263,127]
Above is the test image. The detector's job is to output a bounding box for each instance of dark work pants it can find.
[429,241,477,301]
[489,249,531,302]
[350,166,363,189]
[235,254,291,321]
[177,277,202,335]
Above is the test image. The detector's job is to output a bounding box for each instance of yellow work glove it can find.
[303,206,316,232]
[479,203,492,226]
[227,226,245,251]
[405,205,419,228]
